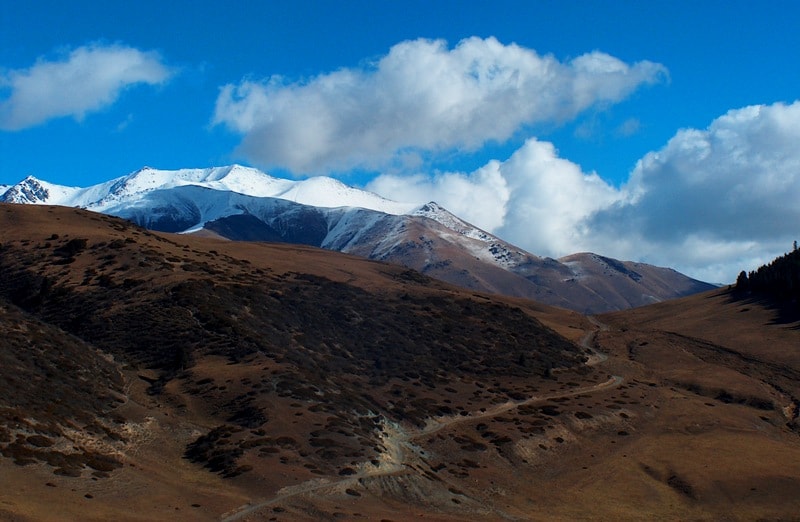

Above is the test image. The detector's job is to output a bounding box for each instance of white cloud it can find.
[495,140,620,255]
[0,43,174,130]
[369,101,800,284]
[587,101,800,282]
[214,36,666,174]
[367,160,511,232]
[367,138,621,256]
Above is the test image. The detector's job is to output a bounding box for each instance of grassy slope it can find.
[2,204,799,521]
[584,288,800,520]
[0,204,591,520]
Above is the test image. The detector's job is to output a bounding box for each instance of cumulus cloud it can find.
[367,138,620,256]
[0,43,174,130]
[214,36,666,174]
[587,101,800,282]
[367,160,512,233]
[370,101,800,284]
[495,140,620,255]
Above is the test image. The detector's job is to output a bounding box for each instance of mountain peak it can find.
[412,201,456,219]
[1,167,717,313]
[0,175,51,204]
[412,201,498,243]
[416,201,445,212]
[92,165,285,209]
[1,166,417,215]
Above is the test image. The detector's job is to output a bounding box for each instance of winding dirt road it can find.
[221,320,619,521]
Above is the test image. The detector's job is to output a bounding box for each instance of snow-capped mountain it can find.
[0,165,415,215]
[0,176,83,205]
[1,166,714,312]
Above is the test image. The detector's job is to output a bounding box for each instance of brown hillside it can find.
[1,203,799,521]
[0,203,595,520]
[588,288,800,519]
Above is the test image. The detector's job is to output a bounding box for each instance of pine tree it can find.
[735,270,749,292]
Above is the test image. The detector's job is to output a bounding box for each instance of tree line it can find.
[735,241,800,302]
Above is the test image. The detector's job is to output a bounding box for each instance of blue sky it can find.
[2,1,800,282]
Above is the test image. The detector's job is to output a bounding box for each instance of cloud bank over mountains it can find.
[592,101,800,282]
[3,36,798,283]
[366,139,619,257]
[213,37,666,174]
[371,101,800,283]
[210,36,800,282]
[0,43,173,130]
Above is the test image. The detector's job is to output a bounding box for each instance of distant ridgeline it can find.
[735,243,800,304]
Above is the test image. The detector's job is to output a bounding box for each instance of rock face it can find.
[0,176,52,204]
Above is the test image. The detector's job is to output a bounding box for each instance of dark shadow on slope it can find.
[726,289,800,328]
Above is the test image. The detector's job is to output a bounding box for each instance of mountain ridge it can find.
[0,165,416,215]
[1,166,715,313]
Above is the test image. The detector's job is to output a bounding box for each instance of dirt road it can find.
[221,321,619,521]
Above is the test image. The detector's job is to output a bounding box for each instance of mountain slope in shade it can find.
[1,168,715,313]
[556,252,716,313]
[97,185,713,313]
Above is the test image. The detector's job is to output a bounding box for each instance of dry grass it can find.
[1,204,799,521]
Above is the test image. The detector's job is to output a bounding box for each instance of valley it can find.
[1,204,799,521]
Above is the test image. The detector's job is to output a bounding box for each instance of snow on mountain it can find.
[412,201,534,269]
[0,166,545,275]
[322,207,395,252]
[102,185,298,233]
[0,165,416,215]
[97,183,526,273]
[274,176,414,215]
[93,165,293,209]
[412,202,494,243]
[0,176,83,205]
[0,165,716,313]
[1,164,522,272]
[101,184,402,250]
